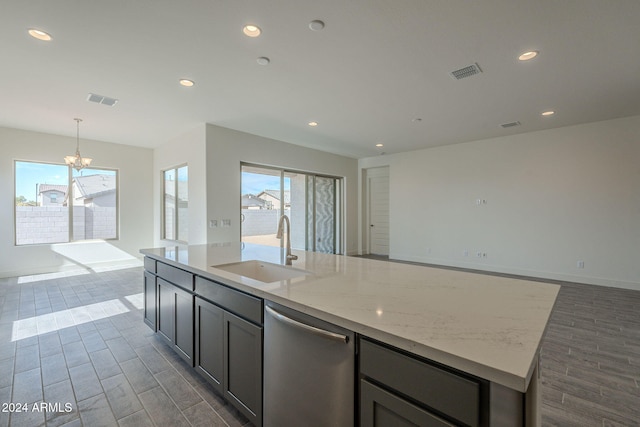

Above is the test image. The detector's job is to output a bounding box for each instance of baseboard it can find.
[389,253,640,292]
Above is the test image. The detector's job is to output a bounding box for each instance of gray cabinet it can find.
[157,277,194,366]
[361,380,454,427]
[146,258,264,425]
[143,271,156,331]
[194,277,263,426]
[195,297,224,392]
[224,310,262,424]
[157,278,174,342]
[360,338,488,427]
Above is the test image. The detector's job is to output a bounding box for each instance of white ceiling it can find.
[2,0,639,158]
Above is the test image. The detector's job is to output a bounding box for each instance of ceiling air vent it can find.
[450,63,482,80]
[87,93,119,106]
[500,121,521,128]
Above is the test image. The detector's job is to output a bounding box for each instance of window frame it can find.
[161,163,188,243]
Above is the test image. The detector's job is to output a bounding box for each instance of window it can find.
[14,161,118,245]
[162,165,188,242]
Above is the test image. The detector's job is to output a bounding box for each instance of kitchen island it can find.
[141,243,559,427]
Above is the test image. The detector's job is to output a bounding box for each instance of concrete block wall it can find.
[15,206,117,244]
[15,206,69,244]
[241,209,290,236]
[87,207,117,239]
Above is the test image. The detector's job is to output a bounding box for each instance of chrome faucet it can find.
[276,214,298,265]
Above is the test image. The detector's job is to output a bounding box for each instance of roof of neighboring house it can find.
[163,180,188,202]
[39,184,68,195]
[258,190,290,204]
[242,194,267,208]
[73,174,116,198]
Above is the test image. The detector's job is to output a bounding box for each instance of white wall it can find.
[359,115,640,290]
[0,126,153,278]
[153,125,207,247]
[205,124,359,254]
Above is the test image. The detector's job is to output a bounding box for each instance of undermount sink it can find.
[213,260,310,283]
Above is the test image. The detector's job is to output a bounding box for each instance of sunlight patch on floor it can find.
[17,269,91,284]
[10,293,144,342]
[124,292,144,310]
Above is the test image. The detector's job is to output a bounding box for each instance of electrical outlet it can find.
[209,219,218,228]
[577,260,585,269]
[476,252,482,258]
[221,219,231,227]
[463,250,469,257]
[425,247,431,255]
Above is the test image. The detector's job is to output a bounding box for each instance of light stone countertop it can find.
[141,243,560,393]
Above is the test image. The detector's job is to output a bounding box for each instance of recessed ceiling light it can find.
[308,121,318,127]
[256,57,270,65]
[28,28,52,41]
[541,110,555,116]
[518,51,539,61]
[375,143,384,148]
[309,20,325,31]
[179,79,195,87]
[243,25,261,37]
[412,118,423,123]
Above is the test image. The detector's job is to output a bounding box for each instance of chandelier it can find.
[64,118,92,171]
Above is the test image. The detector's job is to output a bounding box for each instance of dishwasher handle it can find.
[266,305,349,343]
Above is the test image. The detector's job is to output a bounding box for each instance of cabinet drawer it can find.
[360,338,482,427]
[361,379,455,427]
[157,262,194,292]
[195,276,262,325]
[144,257,156,274]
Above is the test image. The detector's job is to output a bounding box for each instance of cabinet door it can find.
[195,297,224,393]
[361,380,455,427]
[224,311,262,425]
[157,279,175,344]
[174,286,194,366]
[157,279,194,365]
[143,271,157,331]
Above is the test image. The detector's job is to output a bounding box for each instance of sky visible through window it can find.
[241,171,290,195]
[15,162,68,202]
[15,161,116,203]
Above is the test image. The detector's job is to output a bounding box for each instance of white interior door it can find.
[366,167,389,256]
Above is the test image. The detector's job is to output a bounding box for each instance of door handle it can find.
[266,306,349,343]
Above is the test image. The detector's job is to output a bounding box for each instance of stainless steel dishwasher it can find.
[264,302,355,427]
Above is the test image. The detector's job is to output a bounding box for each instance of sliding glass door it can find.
[241,164,342,254]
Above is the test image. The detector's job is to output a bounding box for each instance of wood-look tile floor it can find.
[0,267,251,427]
[1,265,639,426]
[540,281,640,426]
